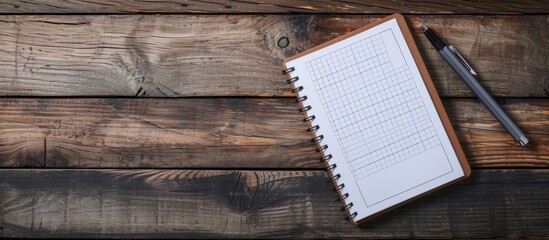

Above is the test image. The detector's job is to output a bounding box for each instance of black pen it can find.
[420,23,529,146]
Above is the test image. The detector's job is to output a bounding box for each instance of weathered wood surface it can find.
[0,98,317,168]
[0,15,547,97]
[0,0,547,238]
[445,98,549,168]
[1,0,548,14]
[0,169,547,238]
[0,98,546,168]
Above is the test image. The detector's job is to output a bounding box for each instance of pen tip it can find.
[519,135,529,146]
[419,23,428,31]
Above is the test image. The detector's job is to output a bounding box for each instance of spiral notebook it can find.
[283,14,470,224]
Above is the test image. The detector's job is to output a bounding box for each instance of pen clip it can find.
[448,45,477,76]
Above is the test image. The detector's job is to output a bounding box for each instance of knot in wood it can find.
[277,37,289,48]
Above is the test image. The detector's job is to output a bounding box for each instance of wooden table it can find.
[0,1,547,238]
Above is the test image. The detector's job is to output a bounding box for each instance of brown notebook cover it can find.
[283,14,470,225]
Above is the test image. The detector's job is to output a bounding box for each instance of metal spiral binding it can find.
[334,183,345,191]
[284,66,356,222]
[326,163,337,171]
[319,154,332,162]
[307,125,319,132]
[282,67,295,74]
[341,202,353,211]
[304,115,316,123]
[337,193,349,201]
[299,105,311,112]
[328,174,341,183]
[292,86,303,93]
[345,212,358,221]
[316,144,328,152]
[286,76,299,84]
[312,134,323,142]
[296,96,308,102]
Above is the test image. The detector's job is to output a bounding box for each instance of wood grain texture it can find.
[0,169,547,238]
[0,98,318,168]
[0,0,548,14]
[0,15,547,97]
[447,98,549,168]
[0,98,546,168]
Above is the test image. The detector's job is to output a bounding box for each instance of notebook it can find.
[283,14,470,224]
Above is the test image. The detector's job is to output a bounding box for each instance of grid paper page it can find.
[305,30,441,181]
[284,18,465,221]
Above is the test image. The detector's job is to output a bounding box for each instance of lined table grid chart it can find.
[305,30,441,180]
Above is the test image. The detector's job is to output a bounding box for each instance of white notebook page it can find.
[285,18,464,222]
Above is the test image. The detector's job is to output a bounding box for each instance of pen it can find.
[420,23,529,146]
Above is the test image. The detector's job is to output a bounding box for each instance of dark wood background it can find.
[0,0,547,238]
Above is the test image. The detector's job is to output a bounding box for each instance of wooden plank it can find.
[0,98,546,168]
[0,169,547,238]
[0,98,318,168]
[0,15,547,97]
[1,0,548,14]
[446,98,549,168]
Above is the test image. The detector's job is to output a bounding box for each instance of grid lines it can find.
[305,31,441,180]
